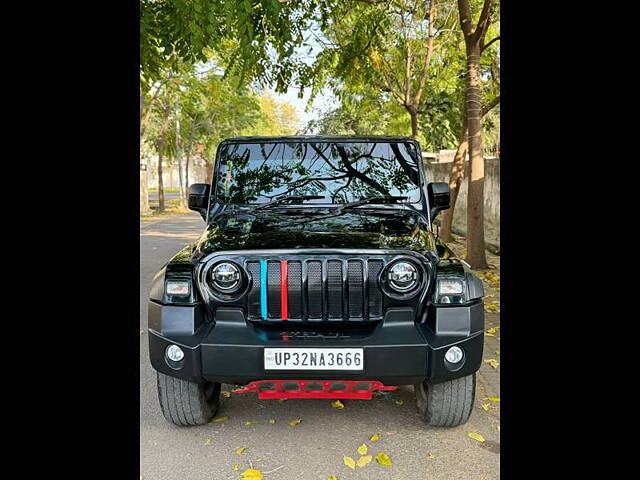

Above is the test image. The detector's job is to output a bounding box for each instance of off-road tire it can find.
[157,372,221,426]
[415,374,475,427]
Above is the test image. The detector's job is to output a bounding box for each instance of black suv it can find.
[148,136,484,427]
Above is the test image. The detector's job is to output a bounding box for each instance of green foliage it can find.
[140,0,318,91]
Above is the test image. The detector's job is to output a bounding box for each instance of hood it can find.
[194,207,437,256]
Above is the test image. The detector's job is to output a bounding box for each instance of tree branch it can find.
[481,35,500,53]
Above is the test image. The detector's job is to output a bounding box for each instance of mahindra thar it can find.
[148,136,484,427]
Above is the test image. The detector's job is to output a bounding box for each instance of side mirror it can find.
[427,182,451,220]
[188,183,210,219]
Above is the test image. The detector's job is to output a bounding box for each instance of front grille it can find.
[245,257,389,322]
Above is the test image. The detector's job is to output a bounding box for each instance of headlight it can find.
[210,262,242,292]
[388,262,418,292]
[436,277,466,304]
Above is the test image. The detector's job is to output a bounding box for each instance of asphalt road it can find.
[140,212,501,480]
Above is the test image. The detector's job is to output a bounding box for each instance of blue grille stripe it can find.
[260,259,268,319]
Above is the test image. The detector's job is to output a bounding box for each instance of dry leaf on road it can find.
[481,403,490,411]
[241,469,262,480]
[211,416,229,423]
[468,432,485,442]
[244,421,258,426]
[268,419,276,424]
[288,418,302,427]
[222,391,231,398]
[331,400,344,409]
[204,438,212,445]
[343,456,356,470]
[357,455,372,467]
[375,453,392,467]
[484,359,500,369]
[370,434,380,442]
[484,397,500,402]
[235,447,247,455]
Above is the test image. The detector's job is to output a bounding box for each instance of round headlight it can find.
[388,262,418,292]
[210,262,241,292]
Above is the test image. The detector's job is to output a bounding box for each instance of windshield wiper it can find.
[338,195,409,212]
[255,195,325,210]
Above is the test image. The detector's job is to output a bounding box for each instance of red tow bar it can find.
[232,380,397,400]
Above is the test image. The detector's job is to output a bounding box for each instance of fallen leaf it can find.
[357,444,368,455]
[233,465,240,472]
[222,391,231,398]
[268,419,276,424]
[484,396,500,403]
[481,403,490,411]
[495,350,500,355]
[211,416,229,423]
[288,418,302,427]
[204,438,212,446]
[235,447,247,455]
[327,477,338,480]
[332,400,345,409]
[394,399,404,406]
[357,455,372,467]
[240,469,262,480]
[426,452,436,459]
[343,456,356,470]
[484,359,500,369]
[370,434,380,442]
[468,432,485,442]
[375,453,392,467]
[486,327,500,335]
[244,421,258,426]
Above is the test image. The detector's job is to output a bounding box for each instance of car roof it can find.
[220,135,418,144]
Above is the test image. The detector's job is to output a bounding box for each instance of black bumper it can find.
[148,302,484,386]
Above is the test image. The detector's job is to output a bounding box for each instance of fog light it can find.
[166,344,184,362]
[445,346,463,364]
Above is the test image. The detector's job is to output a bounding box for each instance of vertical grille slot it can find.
[367,259,383,318]
[327,260,343,319]
[246,262,261,318]
[287,261,302,319]
[306,261,323,319]
[347,260,364,318]
[267,261,281,319]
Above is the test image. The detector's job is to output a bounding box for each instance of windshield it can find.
[215,141,422,205]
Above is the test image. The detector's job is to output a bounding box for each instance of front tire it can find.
[157,372,221,426]
[415,374,475,427]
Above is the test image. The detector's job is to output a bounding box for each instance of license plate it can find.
[264,348,364,371]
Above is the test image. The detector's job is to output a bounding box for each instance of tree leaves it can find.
[235,447,247,455]
[343,456,356,470]
[370,434,380,442]
[357,444,368,455]
[468,432,485,442]
[375,453,392,467]
[357,455,373,467]
[484,396,500,403]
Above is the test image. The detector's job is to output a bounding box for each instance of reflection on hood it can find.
[195,208,437,254]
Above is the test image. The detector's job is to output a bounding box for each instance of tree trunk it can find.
[158,150,165,212]
[205,162,214,184]
[407,105,419,140]
[185,150,191,203]
[464,42,488,269]
[440,114,469,242]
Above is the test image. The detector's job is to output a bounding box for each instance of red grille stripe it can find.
[280,260,288,320]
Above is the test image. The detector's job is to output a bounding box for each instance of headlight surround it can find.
[388,262,419,292]
[436,277,466,304]
[209,261,243,293]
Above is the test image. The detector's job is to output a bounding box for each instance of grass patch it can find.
[148,187,181,194]
[140,199,190,221]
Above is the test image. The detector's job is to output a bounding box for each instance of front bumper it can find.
[148,302,484,386]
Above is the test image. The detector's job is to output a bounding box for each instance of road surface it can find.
[140,212,500,480]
